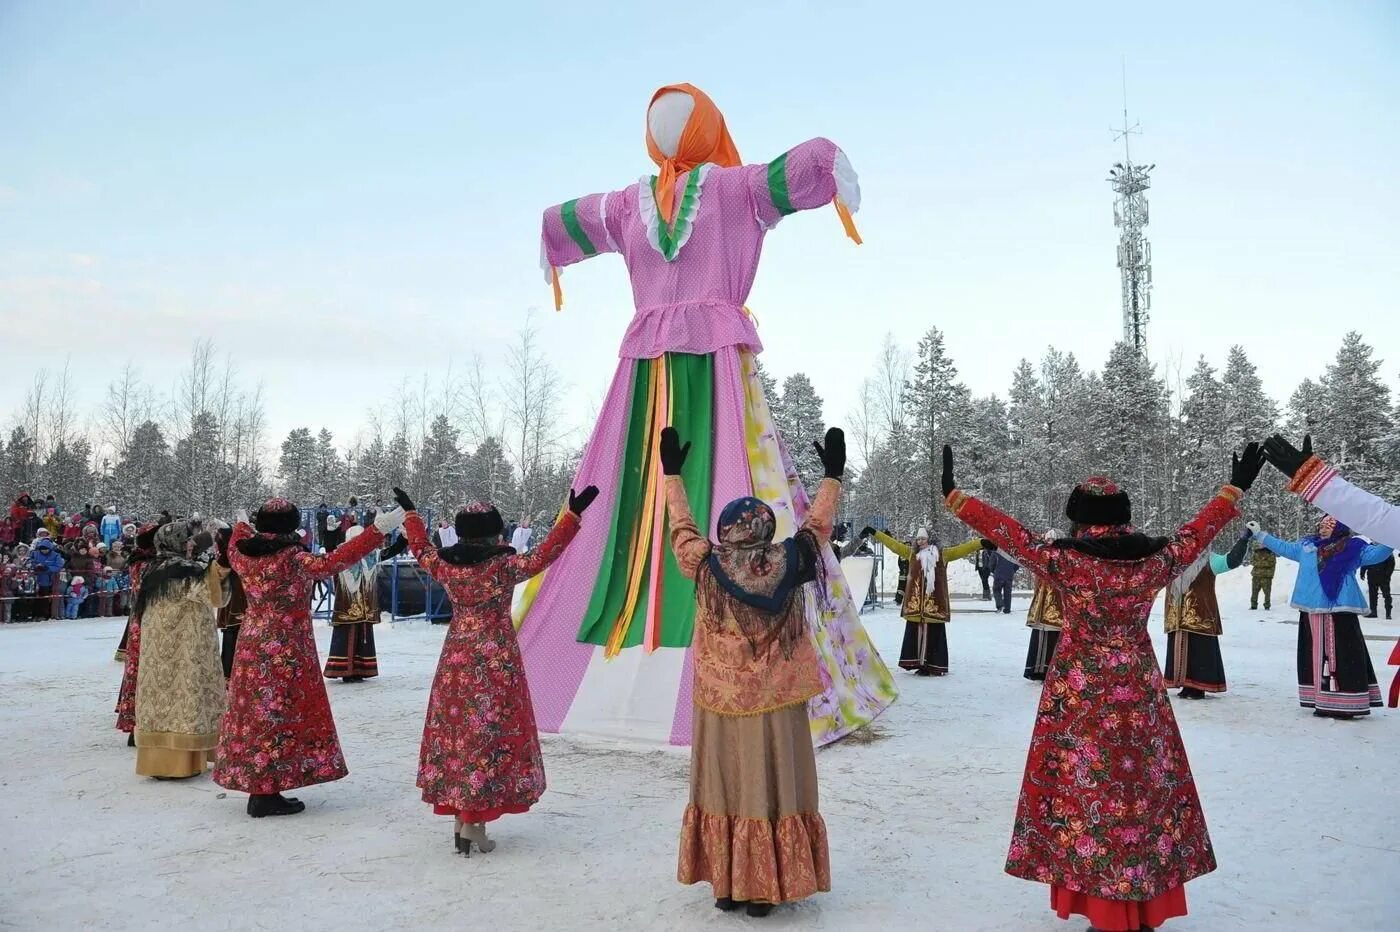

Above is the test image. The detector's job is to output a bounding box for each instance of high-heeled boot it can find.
[459,821,497,854]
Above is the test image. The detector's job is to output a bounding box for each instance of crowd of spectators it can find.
[1,494,143,622]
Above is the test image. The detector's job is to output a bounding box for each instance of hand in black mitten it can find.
[941,445,957,498]
[813,427,847,480]
[860,526,877,540]
[569,486,600,516]
[1230,442,1265,492]
[1262,433,1312,479]
[980,539,997,551]
[392,487,416,512]
[659,427,690,477]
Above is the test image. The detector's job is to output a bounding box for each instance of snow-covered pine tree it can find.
[414,414,468,512]
[1177,357,1229,519]
[465,436,517,516]
[277,428,318,503]
[771,372,826,494]
[903,326,970,539]
[1317,332,1390,492]
[1084,342,1170,528]
[1220,345,1285,531]
[311,429,344,503]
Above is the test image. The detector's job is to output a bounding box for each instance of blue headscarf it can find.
[1303,516,1364,602]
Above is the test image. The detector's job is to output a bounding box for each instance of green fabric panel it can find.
[560,199,597,257]
[573,354,715,649]
[766,153,795,215]
[575,359,651,645]
[656,353,713,647]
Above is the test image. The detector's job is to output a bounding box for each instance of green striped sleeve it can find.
[560,199,597,256]
[766,153,795,216]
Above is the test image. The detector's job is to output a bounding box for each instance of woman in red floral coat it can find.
[113,522,160,745]
[393,484,596,856]
[214,498,405,818]
[944,443,1264,932]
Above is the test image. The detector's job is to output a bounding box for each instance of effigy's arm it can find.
[540,187,625,309]
[747,137,861,242]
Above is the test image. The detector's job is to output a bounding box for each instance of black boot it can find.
[1365,612,1378,618]
[343,676,365,683]
[714,898,741,912]
[247,793,306,818]
[127,732,135,747]
[1179,687,1205,700]
[746,904,773,918]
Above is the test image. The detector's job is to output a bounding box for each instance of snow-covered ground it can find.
[1,570,1396,931]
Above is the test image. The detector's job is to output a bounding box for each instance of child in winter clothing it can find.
[100,507,122,546]
[65,576,88,619]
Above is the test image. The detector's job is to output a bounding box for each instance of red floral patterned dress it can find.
[213,523,385,794]
[113,561,148,734]
[948,485,1241,931]
[403,511,579,823]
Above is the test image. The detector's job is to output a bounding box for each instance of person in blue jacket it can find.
[100,506,123,547]
[28,537,66,620]
[1249,516,1391,718]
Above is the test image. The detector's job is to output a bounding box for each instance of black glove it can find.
[980,539,997,551]
[380,535,409,562]
[392,487,416,512]
[859,526,877,539]
[659,427,690,477]
[1224,531,1250,570]
[813,427,846,480]
[1262,433,1312,479]
[569,486,600,516]
[1230,442,1265,492]
[941,445,956,498]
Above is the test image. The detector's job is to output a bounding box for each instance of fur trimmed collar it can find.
[437,541,515,567]
[134,557,209,616]
[1050,531,1169,561]
[236,533,307,558]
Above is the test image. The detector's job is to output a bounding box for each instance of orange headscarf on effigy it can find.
[645,83,742,224]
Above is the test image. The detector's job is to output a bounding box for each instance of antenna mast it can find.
[1108,61,1154,353]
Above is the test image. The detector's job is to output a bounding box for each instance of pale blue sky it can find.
[1,0,1397,454]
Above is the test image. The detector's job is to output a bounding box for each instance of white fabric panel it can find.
[840,555,875,598]
[1313,473,1400,550]
[559,644,687,745]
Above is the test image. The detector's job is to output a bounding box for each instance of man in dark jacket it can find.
[974,547,995,600]
[1363,553,1395,619]
[991,552,1019,614]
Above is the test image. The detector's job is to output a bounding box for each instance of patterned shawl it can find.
[1304,517,1364,602]
[699,496,823,659]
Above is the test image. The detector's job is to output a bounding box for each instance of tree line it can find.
[2,323,1391,542]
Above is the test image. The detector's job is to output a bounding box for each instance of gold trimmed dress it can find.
[666,476,839,906]
[134,561,231,777]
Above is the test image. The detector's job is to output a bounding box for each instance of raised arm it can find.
[295,523,386,581]
[665,477,711,580]
[941,538,984,563]
[800,478,842,548]
[498,512,581,587]
[1251,530,1304,564]
[872,531,912,561]
[1291,457,1400,550]
[1161,487,1244,572]
[540,187,625,309]
[946,494,1054,576]
[402,511,442,579]
[747,137,861,240]
[1360,542,1394,567]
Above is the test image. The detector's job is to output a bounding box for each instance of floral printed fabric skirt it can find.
[214,610,348,794]
[114,616,141,733]
[678,704,830,905]
[1051,884,1188,931]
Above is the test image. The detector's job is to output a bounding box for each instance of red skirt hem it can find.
[431,802,532,823]
[1051,884,1187,931]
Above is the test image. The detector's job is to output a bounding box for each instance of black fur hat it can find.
[254,498,302,535]
[1064,477,1132,527]
[455,502,504,541]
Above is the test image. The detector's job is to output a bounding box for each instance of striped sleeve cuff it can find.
[1287,456,1337,502]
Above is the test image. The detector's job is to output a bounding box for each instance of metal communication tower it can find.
[1108,71,1154,353]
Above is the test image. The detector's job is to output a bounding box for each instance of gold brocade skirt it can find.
[135,747,211,778]
[678,704,830,904]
